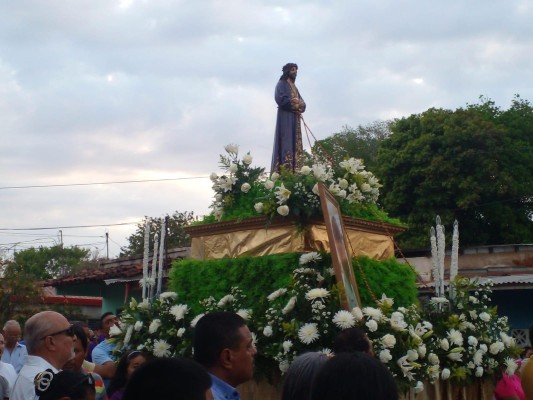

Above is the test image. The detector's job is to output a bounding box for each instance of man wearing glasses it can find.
[11,311,76,400]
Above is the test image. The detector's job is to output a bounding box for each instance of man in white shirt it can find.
[0,333,17,398]
[1,320,27,374]
[11,311,76,400]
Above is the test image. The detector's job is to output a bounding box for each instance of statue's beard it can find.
[289,72,297,81]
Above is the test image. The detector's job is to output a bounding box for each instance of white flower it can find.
[264,180,275,190]
[447,352,463,361]
[362,307,384,322]
[282,340,293,353]
[228,163,238,173]
[351,307,364,321]
[479,344,488,353]
[213,207,224,221]
[237,309,251,320]
[190,313,205,328]
[277,205,290,216]
[321,348,333,357]
[312,183,320,195]
[279,360,290,374]
[267,288,287,302]
[300,166,312,175]
[159,291,177,301]
[270,172,280,181]
[242,153,253,165]
[365,320,378,332]
[217,294,235,307]
[282,297,297,314]
[379,349,393,363]
[479,312,491,322]
[382,334,397,348]
[378,294,394,307]
[254,202,264,213]
[305,288,330,301]
[418,344,427,358]
[447,329,464,346]
[414,381,424,394]
[241,183,251,193]
[397,356,415,381]
[430,297,449,305]
[134,321,143,332]
[263,326,273,337]
[468,336,478,347]
[332,310,356,329]
[428,353,440,365]
[109,324,122,337]
[149,319,162,334]
[475,367,484,377]
[224,144,239,155]
[338,178,349,189]
[473,350,484,366]
[153,339,171,357]
[390,312,408,331]
[407,349,419,361]
[505,357,518,375]
[275,183,291,203]
[490,341,505,355]
[441,368,451,380]
[469,310,478,320]
[177,328,186,337]
[123,325,133,345]
[500,332,514,347]
[440,339,450,351]
[427,365,440,380]
[170,304,189,321]
[298,323,320,344]
[299,252,322,265]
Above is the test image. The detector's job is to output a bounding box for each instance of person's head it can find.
[35,369,95,400]
[280,63,298,81]
[281,352,329,400]
[100,312,119,337]
[2,320,22,348]
[63,325,88,372]
[333,327,373,355]
[123,357,212,400]
[108,351,148,396]
[0,333,5,358]
[24,311,76,369]
[311,352,398,400]
[193,312,256,387]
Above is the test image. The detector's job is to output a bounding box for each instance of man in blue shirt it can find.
[1,320,27,374]
[193,312,257,400]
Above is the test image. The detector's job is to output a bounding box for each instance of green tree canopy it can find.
[120,211,195,256]
[376,96,533,248]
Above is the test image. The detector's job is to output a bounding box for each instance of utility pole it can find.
[59,230,63,247]
[105,232,109,259]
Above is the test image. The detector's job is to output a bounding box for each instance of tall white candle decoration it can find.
[430,227,439,294]
[141,221,150,300]
[436,216,446,297]
[156,219,166,296]
[149,233,159,300]
[449,220,459,298]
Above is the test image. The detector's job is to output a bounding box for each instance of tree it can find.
[376,96,533,248]
[120,211,196,256]
[312,121,391,172]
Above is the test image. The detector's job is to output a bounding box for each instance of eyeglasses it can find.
[40,325,75,340]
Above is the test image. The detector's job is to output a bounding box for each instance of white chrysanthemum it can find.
[475,367,484,377]
[298,323,320,344]
[267,288,287,302]
[362,307,384,322]
[153,339,171,357]
[254,202,264,213]
[237,309,251,320]
[321,348,333,357]
[332,310,356,329]
[159,291,177,301]
[242,153,253,165]
[190,313,205,328]
[217,294,235,307]
[382,334,396,348]
[418,344,427,358]
[277,205,290,216]
[505,357,518,375]
[351,307,364,321]
[282,340,293,353]
[407,349,419,361]
[468,336,478,347]
[263,326,273,337]
[305,288,330,301]
[429,297,449,305]
[279,360,290,374]
[299,252,322,265]
[109,324,122,337]
[134,321,143,332]
[282,297,297,315]
[500,332,515,347]
[473,350,484,366]
[379,349,392,363]
[479,312,491,322]
[427,365,440,380]
[490,341,505,355]
[447,329,464,346]
[365,320,378,332]
[149,319,161,334]
[170,304,189,321]
[428,353,440,365]
[177,328,186,337]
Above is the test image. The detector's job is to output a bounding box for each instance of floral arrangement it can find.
[205,144,389,224]
[113,252,519,394]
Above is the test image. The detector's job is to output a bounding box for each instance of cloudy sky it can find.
[1,0,532,259]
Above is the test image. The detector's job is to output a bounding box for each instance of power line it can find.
[0,176,209,190]
[0,221,140,231]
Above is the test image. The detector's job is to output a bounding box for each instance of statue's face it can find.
[289,66,297,80]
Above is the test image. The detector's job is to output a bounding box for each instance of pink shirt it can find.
[494,373,525,400]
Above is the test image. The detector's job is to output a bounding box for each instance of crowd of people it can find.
[0,310,531,400]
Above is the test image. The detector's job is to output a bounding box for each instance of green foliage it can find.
[168,253,418,314]
[376,96,533,248]
[121,211,195,256]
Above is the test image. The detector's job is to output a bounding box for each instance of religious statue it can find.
[271,63,306,173]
